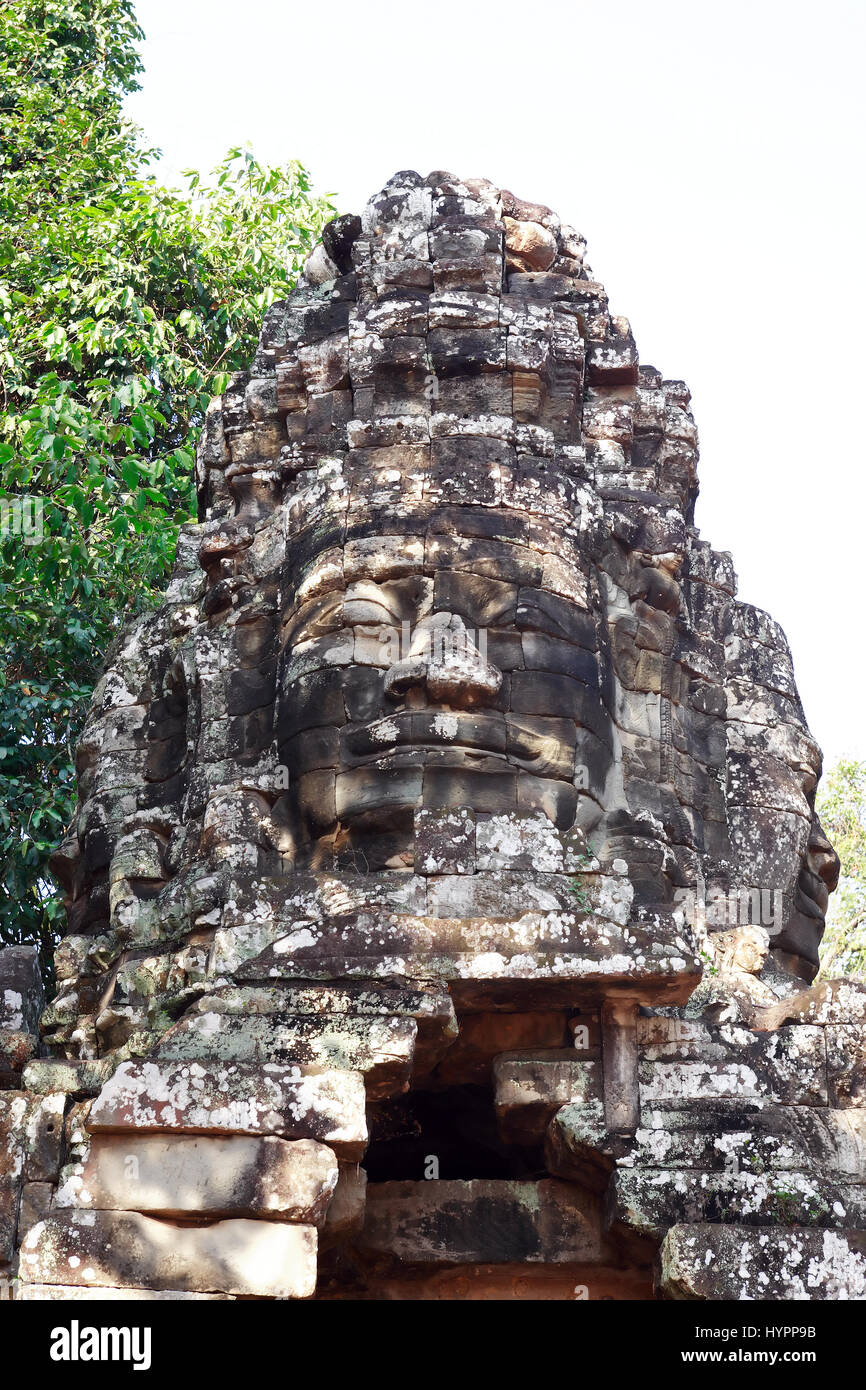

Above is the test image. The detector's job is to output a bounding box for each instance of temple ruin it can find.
[2,170,865,1300]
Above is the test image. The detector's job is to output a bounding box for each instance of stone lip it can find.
[229,905,701,1010]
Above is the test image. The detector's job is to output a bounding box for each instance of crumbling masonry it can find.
[2,170,865,1300]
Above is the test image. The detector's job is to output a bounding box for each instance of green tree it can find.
[0,0,334,962]
[817,759,866,978]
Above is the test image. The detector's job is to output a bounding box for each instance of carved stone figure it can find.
[2,172,863,1303]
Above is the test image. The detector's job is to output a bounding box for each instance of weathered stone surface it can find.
[660,1224,866,1301]
[322,1161,367,1244]
[59,1134,338,1222]
[494,1051,601,1144]
[23,170,857,1302]
[611,1168,866,1239]
[0,1092,65,1181]
[0,1030,36,1079]
[545,1098,617,1184]
[0,946,43,1033]
[87,1060,367,1158]
[638,1021,828,1106]
[827,1024,866,1107]
[18,1283,235,1300]
[0,1174,19,1264]
[602,997,640,1135]
[236,905,700,1009]
[754,978,866,1029]
[19,1210,317,1297]
[551,1099,866,1180]
[504,218,557,273]
[359,1179,611,1265]
[19,1180,53,1232]
[22,1058,116,1097]
[185,979,457,1075]
[154,1013,416,1100]
[414,807,476,875]
[320,1262,653,1300]
[434,1010,572,1086]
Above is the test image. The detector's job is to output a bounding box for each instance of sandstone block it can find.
[60,1134,338,1223]
[414,807,476,875]
[19,1210,317,1297]
[0,1029,36,1078]
[827,1024,866,1107]
[18,1283,235,1300]
[611,1168,866,1239]
[639,1022,827,1106]
[0,1091,65,1181]
[504,218,557,272]
[0,945,43,1031]
[756,979,866,1029]
[551,1099,866,1180]
[19,1180,53,1233]
[87,1060,368,1158]
[660,1223,866,1300]
[435,1011,572,1087]
[322,1162,367,1244]
[545,1100,612,1184]
[0,1174,19,1264]
[494,1051,601,1144]
[631,1101,866,1176]
[335,1262,653,1301]
[155,1013,416,1100]
[22,1058,115,1097]
[360,1179,610,1265]
[241,905,698,1011]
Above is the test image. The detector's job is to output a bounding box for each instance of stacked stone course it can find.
[2,170,863,1300]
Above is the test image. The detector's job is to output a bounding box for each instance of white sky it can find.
[127,0,866,770]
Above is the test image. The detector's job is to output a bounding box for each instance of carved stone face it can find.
[47,169,841,1064]
[717,601,840,974]
[277,511,615,866]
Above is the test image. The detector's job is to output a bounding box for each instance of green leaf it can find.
[0,0,334,969]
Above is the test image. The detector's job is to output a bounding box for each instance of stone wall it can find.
[4,925,866,1297]
[4,171,863,1301]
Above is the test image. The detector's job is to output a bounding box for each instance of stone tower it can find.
[2,171,864,1301]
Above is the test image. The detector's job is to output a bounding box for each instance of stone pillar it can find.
[601,998,640,1136]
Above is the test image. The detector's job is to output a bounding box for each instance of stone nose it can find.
[808,817,841,892]
[383,613,502,709]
